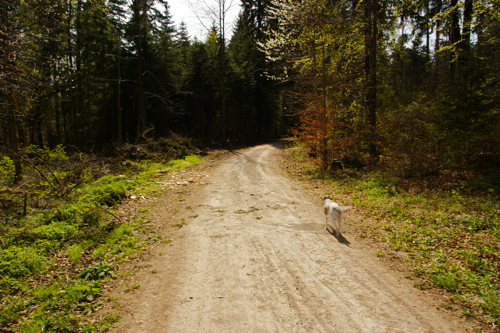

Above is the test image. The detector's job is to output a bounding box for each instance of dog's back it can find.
[323,196,352,234]
[324,198,340,214]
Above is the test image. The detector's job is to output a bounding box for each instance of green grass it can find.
[0,153,207,331]
[167,155,204,170]
[283,142,500,326]
[67,244,84,263]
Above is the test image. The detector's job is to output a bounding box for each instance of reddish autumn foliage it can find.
[293,93,369,170]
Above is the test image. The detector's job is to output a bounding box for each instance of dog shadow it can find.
[326,227,351,246]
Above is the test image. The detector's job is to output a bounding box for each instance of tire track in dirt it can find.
[110,141,470,332]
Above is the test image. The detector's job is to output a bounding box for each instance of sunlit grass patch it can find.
[168,155,204,170]
[431,267,460,292]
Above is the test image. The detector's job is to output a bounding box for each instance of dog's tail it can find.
[337,206,352,212]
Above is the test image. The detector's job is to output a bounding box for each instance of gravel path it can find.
[110,141,468,332]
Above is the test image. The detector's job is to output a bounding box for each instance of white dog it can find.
[323,196,352,235]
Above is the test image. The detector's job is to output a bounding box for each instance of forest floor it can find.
[95,139,486,332]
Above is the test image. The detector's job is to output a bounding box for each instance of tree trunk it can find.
[117,31,122,145]
[365,0,378,158]
[434,0,442,85]
[462,0,473,49]
[76,0,84,146]
[55,84,61,144]
[45,114,56,149]
[133,0,146,141]
[45,68,57,149]
[66,0,76,146]
[1,2,22,180]
[62,97,68,144]
[8,96,22,181]
[435,17,440,52]
[37,120,44,147]
[136,33,145,141]
[219,1,226,143]
[449,0,461,76]
[460,0,473,76]
[425,0,430,60]
[201,82,205,140]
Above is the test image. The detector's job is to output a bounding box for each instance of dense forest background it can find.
[1,0,500,178]
[0,0,283,173]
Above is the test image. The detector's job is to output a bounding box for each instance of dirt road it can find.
[110,141,467,332]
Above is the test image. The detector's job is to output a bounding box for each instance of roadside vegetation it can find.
[283,142,500,330]
[0,138,204,332]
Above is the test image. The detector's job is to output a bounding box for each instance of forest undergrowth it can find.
[283,142,500,331]
[0,136,205,332]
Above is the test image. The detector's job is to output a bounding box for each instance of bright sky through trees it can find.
[168,0,240,40]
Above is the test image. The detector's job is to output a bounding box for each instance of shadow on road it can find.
[326,227,351,247]
[228,150,244,156]
[268,138,295,150]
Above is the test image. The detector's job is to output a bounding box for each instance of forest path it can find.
[109,140,467,332]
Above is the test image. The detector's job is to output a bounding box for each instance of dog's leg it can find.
[332,209,340,235]
[333,211,338,235]
[325,212,328,230]
[338,210,341,235]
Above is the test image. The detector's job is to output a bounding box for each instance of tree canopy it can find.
[1,0,499,175]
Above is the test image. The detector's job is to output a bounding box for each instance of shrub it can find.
[114,223,132,237]
[82,209,103,227]
[83,176,129,206]
[23,144,68,162]
[66,281,101,302]
[32,222,79,241]
[33,239,60,254]
[33,283,60,300]
[0,155,14,187]
[67,245,84,263]
[93,184,127,206]
[0,246,47,278]
[80,261,115,281]
[92,245,107,259]
[46,206,81,225]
